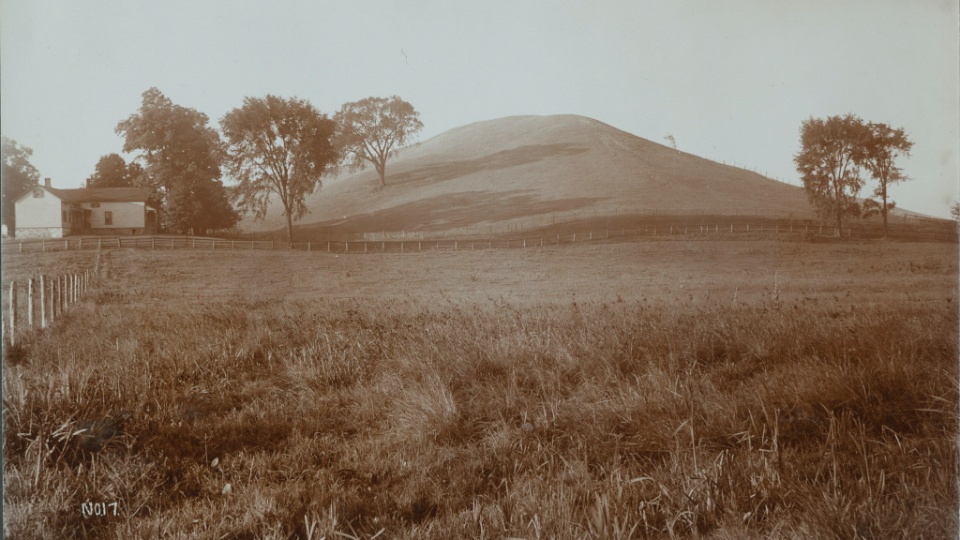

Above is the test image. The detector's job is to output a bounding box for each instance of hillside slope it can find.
[244,115,815,234]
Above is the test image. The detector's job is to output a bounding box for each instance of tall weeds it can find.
[3,288,956,538]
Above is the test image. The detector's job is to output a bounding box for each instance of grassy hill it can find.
[243,115,819,237]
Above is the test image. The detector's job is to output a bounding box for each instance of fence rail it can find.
[1,223,956,256]
[3,269,92,348]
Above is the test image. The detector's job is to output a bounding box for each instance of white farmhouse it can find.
[14,179,158,239]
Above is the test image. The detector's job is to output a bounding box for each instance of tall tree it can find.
[116,88,237,234]
[334,96,423,189]
[860,122,913,237]
[1,136,41,235]
[221,96,338,242]
[86,153,145,188]
[794,114,870,235]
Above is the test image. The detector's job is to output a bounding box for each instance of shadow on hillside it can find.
[294,190,600,238]
[389,143,589,187]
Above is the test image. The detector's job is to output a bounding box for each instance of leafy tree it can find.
[951,201,960,224]
[116,88,237,234]
[1,136,41,235]
[86,153,145,188]
[165,177,238,235]
[334,96,423,189]
[794,114,870,235]
[860,122,913,237]
[221,95,338,242]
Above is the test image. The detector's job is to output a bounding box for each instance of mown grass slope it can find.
[2,242,958,539]
[246,115,819,236]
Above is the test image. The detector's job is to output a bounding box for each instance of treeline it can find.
[2,89,423,241]
[793,114,945,237]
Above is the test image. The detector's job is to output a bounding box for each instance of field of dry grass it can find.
[3,240,958,539]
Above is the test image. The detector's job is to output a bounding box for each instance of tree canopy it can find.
[334,96,423,189]
[86,153,145,188]
[221,95,338,242]
[860,122,913,236]
[1,136,41,235]
[116,88,238,234]
[793,114,870,235]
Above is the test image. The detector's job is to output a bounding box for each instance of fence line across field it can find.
[1,222,956,256]
[3,269,92,348]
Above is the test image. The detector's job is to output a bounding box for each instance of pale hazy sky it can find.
[2,0,958,217]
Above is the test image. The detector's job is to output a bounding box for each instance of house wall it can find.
[14,189,65,238]
[16,227,66,239]
[80,201,146,230]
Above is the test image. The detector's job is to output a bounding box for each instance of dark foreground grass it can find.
[3,289,957,538]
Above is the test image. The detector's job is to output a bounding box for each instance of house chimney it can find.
[44,178,51,188]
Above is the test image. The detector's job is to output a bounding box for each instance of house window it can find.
[104,211,113,225]
[90,202,100,208]
[33,188,44,198]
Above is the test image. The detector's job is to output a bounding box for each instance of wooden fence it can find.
[3,270,91,348]
[1,222,956,256]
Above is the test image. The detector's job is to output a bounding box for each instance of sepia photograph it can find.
[2,1,958,538]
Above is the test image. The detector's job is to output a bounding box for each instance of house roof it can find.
[45,186,154,203]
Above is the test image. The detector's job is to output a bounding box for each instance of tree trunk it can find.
[881,184,889,238]
[285,211,294,244]
[836,210,843,238]
[378,166,386,188]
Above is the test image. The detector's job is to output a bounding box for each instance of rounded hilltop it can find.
[245,114,813,235]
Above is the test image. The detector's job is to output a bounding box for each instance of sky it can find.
[1,0,958,217]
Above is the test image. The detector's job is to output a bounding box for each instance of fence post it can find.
[670,227,673,234]
[8,282,16,347]
[43,240,46,252]
[39,275,46,329]
[27,278,34,330]
[418,241,421,251]
[49,278,57,323]
[65,240,68,251]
